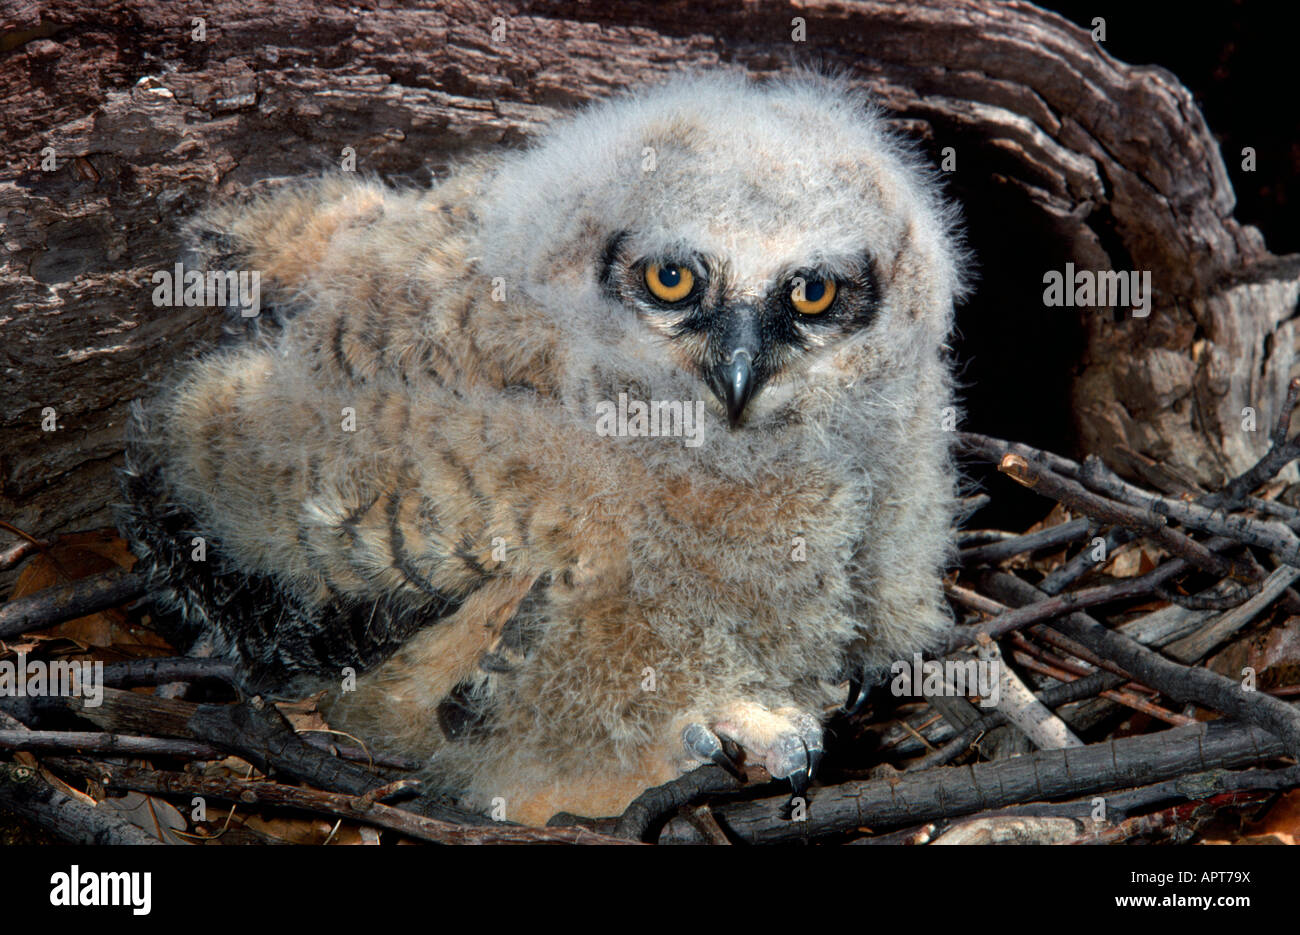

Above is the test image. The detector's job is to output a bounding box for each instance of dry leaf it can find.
[202,756,263,780]
[1102,544,1150,579]
[1209,617,1300,690]
[99,792,191,845]
[10,529,137,597]
[241,814,357,845]
[1243,788,1300,845]
[1006,505,1077,571]
[39,767,97,807]
[1024,503,1074,534]
[7,530,144,649]
[277,692,329,733]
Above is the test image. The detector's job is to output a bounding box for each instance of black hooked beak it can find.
[718,349,755,427]
[708,310,763,427]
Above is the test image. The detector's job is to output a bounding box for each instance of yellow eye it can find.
[645,263,695,303]
[791,276,837,315]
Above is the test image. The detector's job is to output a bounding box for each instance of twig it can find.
[353,778,421,810]
[956,432,1083,479]
[1008,632,1098,679]
[0,538,44,572]
[1023,624,1134,679]
[57,686,495,826]
[961,403,1300,594]
[679,804,734,845]
[1008,652,1194,726]
[1079,455,1300,568]
[0,730,221,758]
[101,657,237,687]
[1154,580,1263,611]
[0,766,164,844]
[977,635,1083,748]
[945,582,1006,617]
[1042,413,1300,597]
[1160,565,1300,663]
[298,733,420,772]
[984,570,1300,757]
[958,492,992,514]
[907,670,1127,771]
[1246,495,1300,522]
[921,765,1300,844]
[1009,629,1147,688]
[953,764,1300,824]
[998,454,1255,580]
[946,551,1234,650]
[187,697,498,826]
[710,720,1285,844]
[1040,527,1137,593]
[45,758,634,845]
[849,823,939,845]
[0,569,147,640]
[958,517,1093,565]
[615,764,744,841]
[1066,790,1272,844]
[1270,376,1300,448]
[956,528,1020,547]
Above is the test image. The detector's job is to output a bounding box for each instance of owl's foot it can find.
[681,722,746,781]
[682,702,823,796]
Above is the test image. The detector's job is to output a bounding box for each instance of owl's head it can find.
[480,70,966,428]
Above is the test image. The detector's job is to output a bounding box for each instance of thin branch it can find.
[0,730,221,758]
[298,733,421,772]
[1067,790,1274,844]
[46,758,634,845]
[100,657,237,687]
[0,766,165,845]
[1079,455,1300,567]
[0,709,162,845]
[922,765,1300,844]
[956,432,1083,479]
[0,569,147,640]
[907,670,1127,771]
[997,454,1255,580]
[946,549,1235,650]
[984,570,1300,757]
[1154,580,1263,611]
[1008,652,1194,726]
[615,764,744,842]
[958,517,1093,565]
[957,528,1020,547]
[1040,527,1137,594]
[979,636,1084,748]
[59,686,496,827]
[711,721,1286,844]
[0,538,44,572]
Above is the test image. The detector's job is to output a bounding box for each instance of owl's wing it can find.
[124,173,542,689]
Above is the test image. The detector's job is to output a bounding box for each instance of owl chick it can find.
[121,71,966,824]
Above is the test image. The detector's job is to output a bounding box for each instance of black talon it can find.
[683,723,746,782]
[788,738,812,799]
[720,736,744,763]
[844,676,865,713]
[807,748,824,782]
[711,749,745,782]
[843,641,872,714]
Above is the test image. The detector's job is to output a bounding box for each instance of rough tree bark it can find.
[2,0,1298,570]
